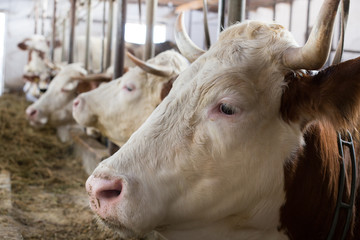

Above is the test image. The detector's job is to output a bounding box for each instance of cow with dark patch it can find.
[85,0,360,239]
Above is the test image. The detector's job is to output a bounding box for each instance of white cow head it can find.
[72,50,189,146]
[85,0,349,239]
[25,63,87,127]
[18,35,60,99]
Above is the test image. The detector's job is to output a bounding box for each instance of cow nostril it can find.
[98,189,121,200]
[73,98,80,108]
[29,109,37,117]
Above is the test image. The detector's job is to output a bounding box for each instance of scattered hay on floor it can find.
[0,92,119,239]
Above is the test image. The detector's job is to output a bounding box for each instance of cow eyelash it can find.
[219,103,236,115]
[124,85,134,92]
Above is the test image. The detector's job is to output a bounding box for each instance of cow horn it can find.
[126,52,172,77]
[175,12,205,63]
[282,0,340,70]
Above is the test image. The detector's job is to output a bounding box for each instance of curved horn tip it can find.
[126,52,172,77]
[174,11,205,63]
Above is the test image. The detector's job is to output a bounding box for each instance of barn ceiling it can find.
[127,0,292,12]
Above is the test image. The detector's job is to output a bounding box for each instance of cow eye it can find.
[124,85,134,92]
[220,103,235,115]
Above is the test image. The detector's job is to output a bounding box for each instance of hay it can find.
[0,92,119,239]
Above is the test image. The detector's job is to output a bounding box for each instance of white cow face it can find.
[86,0,341,234]
[85,21,304,240]
[72,50,189,146]
[25,63,87,127]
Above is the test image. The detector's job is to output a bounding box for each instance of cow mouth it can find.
[95,215,141,239]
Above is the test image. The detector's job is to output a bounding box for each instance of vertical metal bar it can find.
[61,18,66,62]
[85,0,92,71]
[50,0,57,62]
[273,0,277,21]
[41,0,47,35]
[227,0,245,26]
[289,0,293,31]
[203,0,211,49]
[100,0,106,72]
[105,0,114,69]
[34,1,39,34]
[188,10,192,38]
[144,0,157,60]
[217,0,225,36]
[305,0,311,40]
[113,0,127,79]
[68,0,76,64]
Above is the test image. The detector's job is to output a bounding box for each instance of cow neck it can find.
[280,121,358,239]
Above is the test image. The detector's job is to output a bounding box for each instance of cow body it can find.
[72,50,189,146]
[85,0,360,239]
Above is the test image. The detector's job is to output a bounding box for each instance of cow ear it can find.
[18,42,28,50]
[281,57,360,129]
[61,81,78,92]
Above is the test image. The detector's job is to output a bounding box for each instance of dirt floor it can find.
[0,92,120,239]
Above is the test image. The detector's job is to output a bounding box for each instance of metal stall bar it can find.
[100,0,106,72]
[227,0,246,26]
[34,1,39,34]
[41,0,48,35]
[289,0,293,31]
[50,0,57,62]
[68,0,77,63]
[113,0,127,79]
[273,0,277,21]
[217,0,226,36]
[105,0,114,69]
[203,0,211,49]
[144,0,157,60]
[305,0,312,40]
[85,0,92,71]
[61,18,67,61]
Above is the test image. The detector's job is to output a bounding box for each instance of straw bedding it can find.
[0,92,119,239]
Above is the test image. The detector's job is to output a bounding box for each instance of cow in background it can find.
[17,35,61,101]
[85,0,360,239]
[72,50,189,146]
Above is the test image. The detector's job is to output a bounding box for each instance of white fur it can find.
[88,21,307,239]
[73,50,189,146]
[26,63,87,127]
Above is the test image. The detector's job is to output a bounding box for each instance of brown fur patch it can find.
[281,57,360,130]
[160,76,177,101]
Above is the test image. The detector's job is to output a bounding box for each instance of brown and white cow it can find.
[85,0,360,239]
[72,50,189,146]
[25,63,88,127]
[18,35,60,100]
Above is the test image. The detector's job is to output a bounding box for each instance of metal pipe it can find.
[113,0,127,79]
[100,0,106,72]
[227,0,245,26]
[217,0,225,36]
[34,2,39,34]
[144,0,157,60]
[305,0,311,40]
[61,19,66,61]
[50,0,57,62]
[203,0,211,49]
[41,0,48,35]
[289,0,293,31]
[105,0,114,69]
[273,0,277,21]
[68,0,76,64]
[84,0,92,71]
